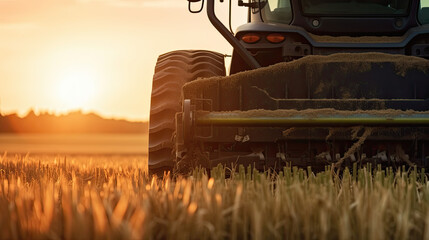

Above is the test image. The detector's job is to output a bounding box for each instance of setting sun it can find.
[56,68,97,111]
[0,0,237,120]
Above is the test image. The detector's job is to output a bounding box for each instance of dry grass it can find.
[1,153,429,240]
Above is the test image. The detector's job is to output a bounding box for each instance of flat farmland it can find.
[1,152,429,239]
[0,134,147,155]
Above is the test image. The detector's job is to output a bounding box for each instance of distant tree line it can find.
[0,111,148,134]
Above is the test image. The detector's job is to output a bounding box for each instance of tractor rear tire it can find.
[148,50,226,175]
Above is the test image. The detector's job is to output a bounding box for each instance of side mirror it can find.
[238,0,258,8]
[188,0,204,13]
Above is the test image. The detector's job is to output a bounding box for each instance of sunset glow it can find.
[56,68,97,111]
[0,0,246,121]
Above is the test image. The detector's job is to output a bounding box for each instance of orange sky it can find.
[0,0,246,121]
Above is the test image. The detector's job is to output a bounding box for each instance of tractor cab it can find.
[229,0,429,73]
[249,0,428,36]
[261,0,428,25]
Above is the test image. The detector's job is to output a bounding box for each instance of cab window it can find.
[301,0,411,16]
[419,0,429,24]
[261,0,293,24]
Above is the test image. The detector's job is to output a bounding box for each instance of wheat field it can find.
[1,153,429,240]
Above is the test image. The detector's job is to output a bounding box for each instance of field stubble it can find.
[1,153,429,239]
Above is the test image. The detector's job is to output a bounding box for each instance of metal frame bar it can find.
[206,0,261,69]
[196,112,429,127]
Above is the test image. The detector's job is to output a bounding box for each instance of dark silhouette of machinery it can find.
[149,0,429,174]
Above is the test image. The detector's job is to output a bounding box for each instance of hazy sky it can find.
[0,0,247,121]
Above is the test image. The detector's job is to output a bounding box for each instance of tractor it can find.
[149,0,429,174]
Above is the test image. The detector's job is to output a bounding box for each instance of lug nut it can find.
[312,19,320,27]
